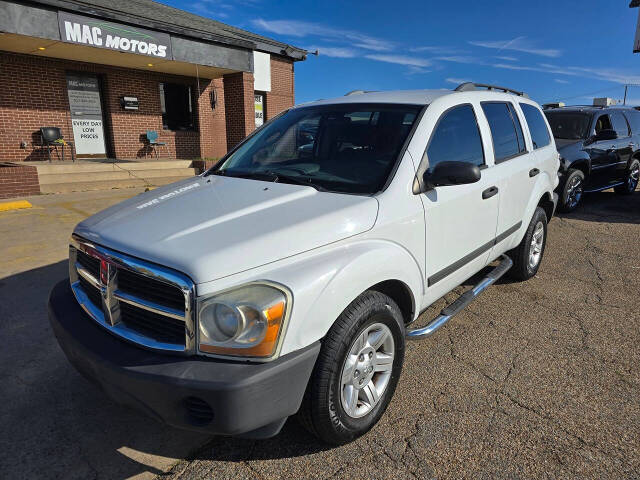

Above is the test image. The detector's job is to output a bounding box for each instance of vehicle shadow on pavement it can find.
[0,261,210,479]
[186,420,332,464]
[557,190,640,224]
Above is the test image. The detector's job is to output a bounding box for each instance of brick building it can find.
[0,0,306,166]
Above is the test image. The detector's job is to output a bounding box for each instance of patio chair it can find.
[146,130,169,158]
[40,127,74,162]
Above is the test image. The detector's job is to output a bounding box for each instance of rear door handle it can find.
[529,168,540,177]
[482,186,499,199]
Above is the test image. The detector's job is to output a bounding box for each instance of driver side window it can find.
[424,105,485,171]
[594,115,612,135]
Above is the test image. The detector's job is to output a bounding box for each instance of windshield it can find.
[543,111,592,140]
[210,103,421,194]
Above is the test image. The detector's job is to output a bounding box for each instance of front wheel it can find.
[507,206,548,281]
[614,159,639,195]
[297,291,405,445]
[559,168,585,212]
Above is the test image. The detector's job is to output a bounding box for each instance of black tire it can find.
[507,206,548,281]
[614,159,640,195]
[297,291,405,445]
[559,168,585,212]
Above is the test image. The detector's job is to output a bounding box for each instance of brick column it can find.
[265,57,295,121]
[223,72,255,150]
[197,77,227,159]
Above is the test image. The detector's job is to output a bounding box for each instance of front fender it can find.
[197,238,424,356]
[564,156,591,176]
[280,239,424,354]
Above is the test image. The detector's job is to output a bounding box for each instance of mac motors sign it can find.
[58,12,172,58]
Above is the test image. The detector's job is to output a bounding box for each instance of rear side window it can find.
[520,103,551,149]
[507,103,526,153]
[624,110,640,135]
[425,104,485,170]
[611,112,630,138]
[481,102,524,162]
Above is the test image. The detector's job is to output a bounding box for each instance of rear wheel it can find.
[559,168,585,212]
[297,291,405,445]
[507,207,548,281]
[614,159,639,195]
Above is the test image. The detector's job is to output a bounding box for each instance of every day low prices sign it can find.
[58,12,172,59]
[66,74,106,155]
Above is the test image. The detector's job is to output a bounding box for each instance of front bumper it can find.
[48,280,319,437]
[552,192,559,217]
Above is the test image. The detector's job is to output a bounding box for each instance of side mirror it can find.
[594,129,618,142]
[423,161,481,190]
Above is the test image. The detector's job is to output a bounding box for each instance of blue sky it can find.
[163,0,640,106]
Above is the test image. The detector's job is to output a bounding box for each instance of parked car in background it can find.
[49,83,558,445]
[544,105,640,211]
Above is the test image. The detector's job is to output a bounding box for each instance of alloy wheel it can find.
[528,221,544,270]
[628,163,639,192]
[566,175,583,209]
[340,322,394,418]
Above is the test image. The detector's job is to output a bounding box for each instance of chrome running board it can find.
[406,254,513,340]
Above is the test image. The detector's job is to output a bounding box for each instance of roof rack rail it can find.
[344,90,377,96]
[454,82,529,98]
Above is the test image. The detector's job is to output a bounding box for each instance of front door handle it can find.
[529,168,540,177]
[482,186,499,199]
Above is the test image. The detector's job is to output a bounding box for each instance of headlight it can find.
[197,283,290,358]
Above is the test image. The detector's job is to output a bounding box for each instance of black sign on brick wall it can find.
[58,12,173,59]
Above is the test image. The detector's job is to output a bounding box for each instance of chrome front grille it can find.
[69,235,195,353]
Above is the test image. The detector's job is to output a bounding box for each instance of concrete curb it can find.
[0,200,32,212]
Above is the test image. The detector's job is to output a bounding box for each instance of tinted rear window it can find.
[522,104,552,147]
[624,110,640,135]
[611,112,630,137]
[481,102,522,162]
[508,103,527,153]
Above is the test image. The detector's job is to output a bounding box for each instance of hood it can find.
[75,176,379,284]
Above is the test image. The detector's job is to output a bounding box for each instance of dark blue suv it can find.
[544,106,640,211]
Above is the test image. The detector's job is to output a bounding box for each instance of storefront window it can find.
[159,82,195,131]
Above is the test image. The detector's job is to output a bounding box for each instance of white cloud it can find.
[434,56,482,64]
[552,65,640,85]
[469,37,561,58]
[495,55,518,61]
[191,2,230,18]
[406,66,431,75]
[446,78,471,85]
[192,0,262,18]
[492,62,640,85]
[554,79,570,84]
[410,46,463,55]
[251,19,393,51]
[364,54,432,67]
[306,46,358,58]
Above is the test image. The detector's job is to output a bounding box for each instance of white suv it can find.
[49,83,559,445]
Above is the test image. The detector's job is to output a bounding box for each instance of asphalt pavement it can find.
[0,188,638,479]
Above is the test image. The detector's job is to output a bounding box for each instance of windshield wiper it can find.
[263,171,327,192]
[205,169,327,191]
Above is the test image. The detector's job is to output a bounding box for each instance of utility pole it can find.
[623,84,640,106]
[624,85,628,105]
